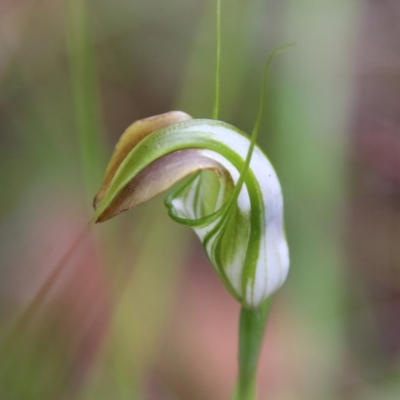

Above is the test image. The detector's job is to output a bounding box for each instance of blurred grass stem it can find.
[0,225,91,353]
[65,0,106,197]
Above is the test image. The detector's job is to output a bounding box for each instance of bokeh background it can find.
[1,0,400,399]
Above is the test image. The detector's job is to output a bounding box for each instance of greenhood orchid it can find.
[93,110,289,309]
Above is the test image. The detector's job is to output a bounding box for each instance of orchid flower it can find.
[93,111,289,309]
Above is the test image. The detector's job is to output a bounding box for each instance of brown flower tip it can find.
[93,111,192,213]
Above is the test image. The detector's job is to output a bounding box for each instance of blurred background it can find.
[1,0,400,399]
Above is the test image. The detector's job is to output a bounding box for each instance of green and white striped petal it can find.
[94,111,289,308]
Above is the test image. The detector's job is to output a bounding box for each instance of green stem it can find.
[233,299,272,400]
[212,0,222,120]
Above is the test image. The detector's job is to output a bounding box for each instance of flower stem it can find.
[233,299,272,400]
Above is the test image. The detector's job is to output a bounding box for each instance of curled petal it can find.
[94,111,192,210]
[94,112,289,308]
[96,148,231,222]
